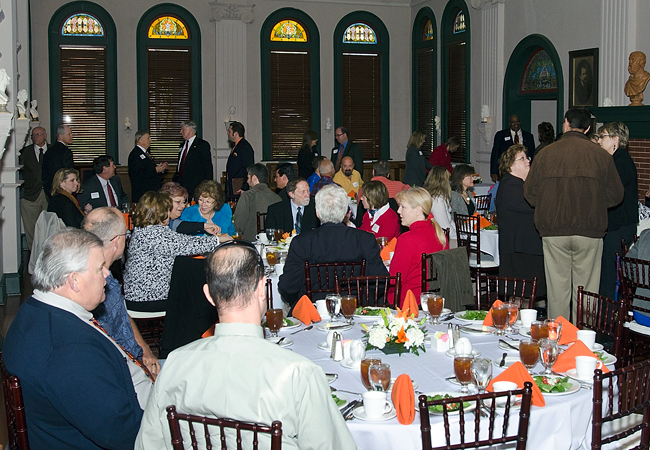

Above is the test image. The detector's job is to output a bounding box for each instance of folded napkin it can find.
[202,322,217,338]
[292,295,321,325]
[556,316,579,345]
[552,340,610,373]
[391,374,415,425]
[471,212,492,230]
[482,300,515,326]
[380,237,397,261]
[401,290,419,318]
[123,212,133,231]
[487,361,545,407]
[348,190,356,199]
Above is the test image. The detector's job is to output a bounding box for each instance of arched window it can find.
[412,8,437,158]
[137,5,201,163]
[442,0,470,163]
[48,3,117,163]
[261,9,320,161]
[334,12,390,161]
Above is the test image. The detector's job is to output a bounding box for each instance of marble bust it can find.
[625,51,650,106]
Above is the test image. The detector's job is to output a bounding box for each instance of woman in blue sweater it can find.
[180,180,235,236]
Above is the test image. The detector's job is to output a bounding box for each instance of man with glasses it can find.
[19,126,50,250]
[331,126,363,173]
[82,207,160,378]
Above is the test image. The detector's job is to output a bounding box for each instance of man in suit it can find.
[226,121,255,198]
[19,126,50,250]
[233,163,281,241]
[173,120,213,199]
[278,184,388,307]
[266,177,319,235]
[78,155,129,210]
[490,115,535,182]
[274,162,296,201]
[128,130,168,202]
[331,126,363,174]
[3,228,146,448]
[42,123,74,196]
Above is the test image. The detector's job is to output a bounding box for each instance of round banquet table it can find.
[273,316,611,450]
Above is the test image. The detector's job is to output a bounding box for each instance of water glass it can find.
[504,302,519,333]
[326,294,341,323]
[538,338,558,375]
[265,228,276,243]
[369,363,391,391]
[545,319,562,342]
[471,358,492,394]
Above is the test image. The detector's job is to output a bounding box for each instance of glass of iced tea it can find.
[266,309,284,338]
[504,301,519,333]
[340,295,357,324]
[369,363,391,391]
[491,303,509,336]
[360,358,382,390]
[454,354,474,394]
[519,339,540,373]
[530,321,549,342]
[266,251,277,274]
[545,319,562,342]
[376,237,388,250]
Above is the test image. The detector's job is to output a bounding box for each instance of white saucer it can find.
[352,405,397,421]
[340,358,361,370]
[317,341,331,351]
[267,337,294,348]
[565,368,593,384]
[498,340,521,351]
[445,348,481,358]
[326,373,338,384]
[567,342,604,351]
[317,322,353,332]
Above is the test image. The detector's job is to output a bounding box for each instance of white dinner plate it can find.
[340,358,361,370]
[266,336,294,348]
[445,348,482,358]
[519,327,531,338]
[352,405,396,421]
[492,356,519,369]
[387,378,418,393]
[593,350,617,366]
[326,373,338,384]
[263,317,301,330]
[460,324,496,334]
[483,397,522,409]
[332,392,349,410]
[454,310,489,324]
[419,392,477,415]
[317,322,353,332]
[317,341,331,351]
[564,369,593,385]
[567,342,604,352]
[535,375,580,397]
[354,307,391,321]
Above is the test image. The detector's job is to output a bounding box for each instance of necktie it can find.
[106,182,117,207]
[295,206,302,234]
[38,147,44,165]
[514,132,520,144]
[336,145,344,171]
[90,318,155,382]
[179,141,189,175]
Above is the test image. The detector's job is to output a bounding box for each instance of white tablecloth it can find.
[479,229,499,265]
[275,316,601,450]
[473,183,495,196]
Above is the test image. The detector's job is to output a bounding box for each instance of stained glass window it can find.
[453,11,466,34]
[61,13,104,36]
[270,20,307,42]
[521,49,557,92]
[148,16,189,39]
[342,23,377,44]
[423,19,434,41]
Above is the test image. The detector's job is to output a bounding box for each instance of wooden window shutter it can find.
[446,42,467,163]
[417,47,435,158]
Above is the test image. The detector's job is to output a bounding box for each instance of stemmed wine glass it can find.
[265,309,284,338]
[491,303,509,336]
[538,338,558,375]
[471,358,492,416]
[545,319,563,342]
[266,250,277,275]
[454,354,474,394]
[265,228,276,244]
[504,301,519,334]
[340,295,357,325]
[369,363,391,392]
[519,339,540,374]
[325,294,341,323]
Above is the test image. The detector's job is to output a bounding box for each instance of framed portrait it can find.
[569,48,599,108]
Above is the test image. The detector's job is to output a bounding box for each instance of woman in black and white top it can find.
[450,164,477,217]
[124,191,228,312]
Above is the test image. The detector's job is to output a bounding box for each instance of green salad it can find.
[483,224,498,231]
[533,376,572,393]
[593,351,607,363]
[355,307,385,316]
[461,310,488,321]
[427,394,471,413]
[331,393,346,407]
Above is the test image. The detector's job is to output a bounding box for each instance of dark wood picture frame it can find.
[569,48,599,108]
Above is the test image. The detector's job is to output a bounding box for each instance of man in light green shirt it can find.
[136,242,356,450]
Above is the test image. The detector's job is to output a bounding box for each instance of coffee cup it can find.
[492,381,518,406]
[325,330,336,349]
[520,309,538,329]
[256,233,269,244]
[274,263,284,276]
[576,329,597,350]
[362,391,392,419]
[575,355,603,379]
[315,299,330,319]
[454,337,472,355]
[350,339,366,363]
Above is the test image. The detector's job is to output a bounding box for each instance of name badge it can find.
[353,182,359,187]
[505,137,511,141]
[371,224,380,233]
[140,154,146,160]
[333,149,339,154]
[90,192,100,199]
[419,151,423,156]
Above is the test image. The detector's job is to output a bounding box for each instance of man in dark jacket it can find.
[42,124,74,196]
[19,126,50,250]
[331,127,363,174]
[173,120,213,200]
[226,121,255,197]
[524,107,624,322]
[490,115,535,182]
[266,177,319,236]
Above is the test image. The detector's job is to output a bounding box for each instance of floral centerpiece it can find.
[277,230,296,250]
[473,173,483,184]
[366,308,427,356]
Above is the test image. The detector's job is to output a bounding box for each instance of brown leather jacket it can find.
[523,131,624,238]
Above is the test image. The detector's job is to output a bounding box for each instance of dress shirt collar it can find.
[369,203,390,226]
[213,322,265,339]
[32,289,93,322]
[510,129,522,142]
[137,145,148,153]
[34,144,47,160]
[186,135,196,147]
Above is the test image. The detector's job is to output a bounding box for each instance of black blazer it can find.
[331,140,363,174]
[77,174,129,210]
[265,198,319,234]
[47,193,84,228]
[225,138,255,197]
[490,128,535,176]
[278,222,389,307]
[19,143,50,201]
[173,137,213,199]
[128,146,161,202]
[42,141,74,196]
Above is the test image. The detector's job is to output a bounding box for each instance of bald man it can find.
[490,115,535,182]
[19,126,50,250]
[332,156,363,197]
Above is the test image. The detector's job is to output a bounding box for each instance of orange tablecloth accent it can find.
[487,361,545,407]
[556,316,579,345]
[292,295,321,325]
[552,340,610,373]
[391,374,415,425]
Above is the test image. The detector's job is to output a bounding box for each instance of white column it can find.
[600,0,637,106]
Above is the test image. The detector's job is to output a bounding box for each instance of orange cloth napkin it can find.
[471,212,492,229]
[552,340,610,373]
[123,213,133,231]
[556,316,579,345]
[202,322,217,338]
[347,190,356,199]
[380,237,397,261]
[401,290,419,318]
[292,295,321,325]
[487,361,545,407]
[391,374,415,425]
[482,300,515,326]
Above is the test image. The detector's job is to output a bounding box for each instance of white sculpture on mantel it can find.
[0,69,11,113]
[16,89,28,119]
[471,0,506,9]
[209,1,255,24]
[30,100,39,121]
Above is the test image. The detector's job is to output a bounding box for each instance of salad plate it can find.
[354,307,392,320]
[454,310,488,323]
[418,392,477,415]
[316,322,353,332]
[263,317,301,330]
[331,392,349,409]
[533,375,580,396]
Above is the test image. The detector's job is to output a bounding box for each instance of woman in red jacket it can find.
[390,187,448,307]
[359,180,400,241]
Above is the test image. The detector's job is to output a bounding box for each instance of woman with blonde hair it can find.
[390,187,448,306]
[402,131,432,187]
[47,168,85,227]
[423,166,457,247]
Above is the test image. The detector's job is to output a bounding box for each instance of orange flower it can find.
[396,307,407,320]
[396,326,408,343]
[282,232,290,239]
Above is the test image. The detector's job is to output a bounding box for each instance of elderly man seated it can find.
[279,184,388,307]
[311,159,337,198]
[333,156,364,197]
[3,228,146,449]
[266,177,319,235]
[136,241,356,449]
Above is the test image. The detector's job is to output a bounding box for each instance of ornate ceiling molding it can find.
[470,0,505,10]
[209,1,255,24]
